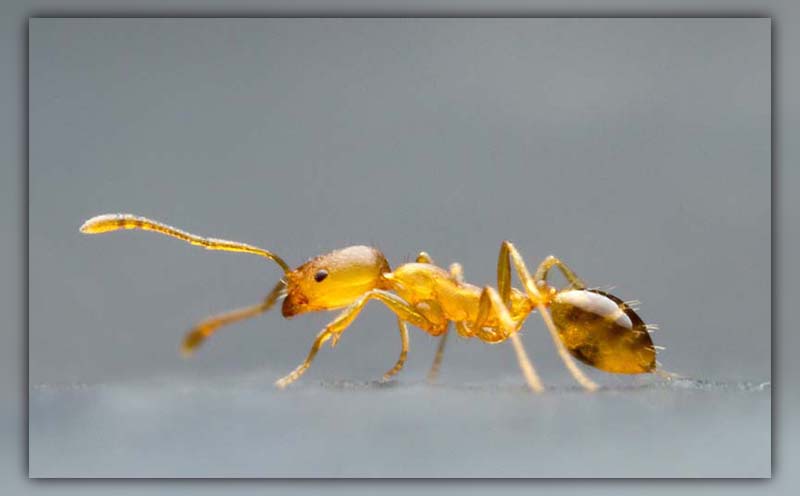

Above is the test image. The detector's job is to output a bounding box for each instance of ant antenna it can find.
[80,213,291,274]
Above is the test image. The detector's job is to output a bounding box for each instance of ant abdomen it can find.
[549,289,656,374]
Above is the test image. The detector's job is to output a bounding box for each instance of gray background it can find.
[26,18,770,477]
[30,18,770,385]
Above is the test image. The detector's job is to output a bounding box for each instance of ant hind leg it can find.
[534,255,586,290]
[474,285,544,393]
[508,333,544,393]
[498,242,599,392]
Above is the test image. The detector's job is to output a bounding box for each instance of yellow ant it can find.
[80,213,663,392]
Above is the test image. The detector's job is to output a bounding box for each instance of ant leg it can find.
[382,318,410,381]
[453,321,472,338]
[275,290,435,388]
[426,325,450,383]
[497,241,542,304]
[470,286,544,393]
[534,255,586,289]
[508,334,544,393]
[429,262,461,378]
[181,281,285,355]
[498,241,599,392]
[274,327,332,389]
[80,213,290,273]
[473,286,516,342]
[425,262,463,383]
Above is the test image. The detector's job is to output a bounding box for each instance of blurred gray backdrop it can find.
[29,18,770,477]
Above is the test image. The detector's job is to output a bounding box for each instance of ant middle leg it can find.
[425,262,464,383]
[426,324,450,383]
[181,281,285,356]
[381,318,409,381]
[275,289,435,388]
[497,242,598,392]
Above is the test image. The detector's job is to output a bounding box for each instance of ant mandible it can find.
[80,213,662,392]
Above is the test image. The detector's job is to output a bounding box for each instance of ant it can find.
[80,213,663,392]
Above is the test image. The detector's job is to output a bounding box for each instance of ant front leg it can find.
[497,242,599,392]
[275,289,434,389]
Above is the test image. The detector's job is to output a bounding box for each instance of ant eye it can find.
[314,269,328,283]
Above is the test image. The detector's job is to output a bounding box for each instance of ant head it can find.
[281,245,391,318]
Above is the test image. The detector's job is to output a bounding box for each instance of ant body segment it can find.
[80,213,661,392]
